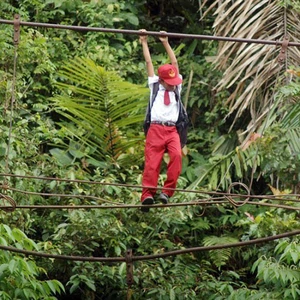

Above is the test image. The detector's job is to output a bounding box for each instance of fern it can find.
[51,57,148,161]
[203,235,239,269]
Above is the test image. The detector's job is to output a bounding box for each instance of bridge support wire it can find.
[0,16,300,47]
[0,230,299,289]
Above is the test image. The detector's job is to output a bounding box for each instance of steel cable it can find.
[0,229,299,262]
[0,18,300,47]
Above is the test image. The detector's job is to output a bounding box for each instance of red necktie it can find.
[164,90,170,105]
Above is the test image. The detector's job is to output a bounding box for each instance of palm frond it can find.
[51,57,148,161]
[201,0,300,137]
[280,101,300,154]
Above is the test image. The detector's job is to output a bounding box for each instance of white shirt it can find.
[148,75,183,123]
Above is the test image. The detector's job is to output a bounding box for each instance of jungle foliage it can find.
[0,0,300,299]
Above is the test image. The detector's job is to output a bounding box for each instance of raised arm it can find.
[159,31,179,73]
[139,29,154,77]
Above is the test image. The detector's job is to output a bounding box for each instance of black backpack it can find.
[143,82,189,148]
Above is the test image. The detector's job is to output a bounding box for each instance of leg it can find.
[162,127,182,197]
[141,125,166,201]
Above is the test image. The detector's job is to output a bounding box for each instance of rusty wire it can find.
[1,179,300,211]
[1,17,300,47]
[2,173,300,202]
[225,182,251,207]
[0,200,299,211]
[0,229,299,262]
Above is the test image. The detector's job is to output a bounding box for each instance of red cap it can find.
[158,64,182,86]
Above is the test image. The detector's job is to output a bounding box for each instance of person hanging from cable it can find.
[139,29,188,213]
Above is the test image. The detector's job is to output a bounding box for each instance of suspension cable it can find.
[0,229,299,262]
[2,173,300,203]
[0,17,300,47]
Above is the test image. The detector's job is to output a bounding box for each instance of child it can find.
[139,29,185,213]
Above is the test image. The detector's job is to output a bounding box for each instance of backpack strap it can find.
[151,82,160,106]
[174,87,180,102]
[143,82,159,135]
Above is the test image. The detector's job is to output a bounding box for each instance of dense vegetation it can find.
[0,0,300,299]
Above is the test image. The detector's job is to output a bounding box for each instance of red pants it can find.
[141,124,182,201]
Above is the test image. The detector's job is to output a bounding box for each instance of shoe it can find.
[158,193,169,204]
[141,197,154,213]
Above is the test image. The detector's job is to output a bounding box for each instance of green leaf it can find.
[85,280,96,292]
[170,288,175,300]
[46,280,56,294]
[57,223,69,229]
[69,283,79,294]
[126,14,139,25]
[52,279,65,293]
[86,158,107,168]
[118,262,126,276]
[23,288,37,300]
[11,228,26,242]
[8,260,16,274]
[290,250,299,264]
[49,148,73,166]
[0,236,8,246]
[0,264,8,274]
[2,224,13,240]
